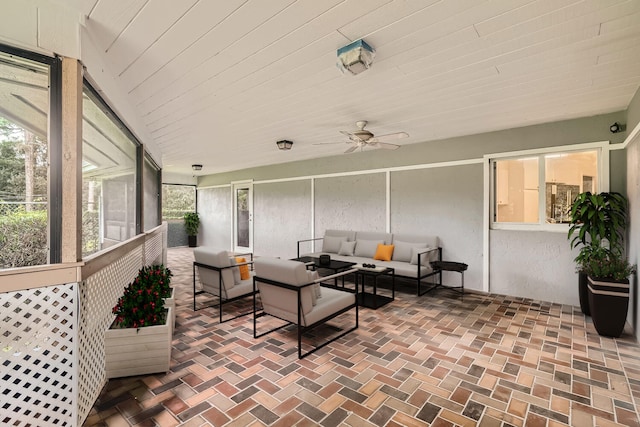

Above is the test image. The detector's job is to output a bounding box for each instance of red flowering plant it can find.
[112,264,173,329]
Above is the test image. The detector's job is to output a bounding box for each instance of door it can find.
[233,182,253,252]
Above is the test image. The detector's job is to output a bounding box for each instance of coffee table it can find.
[355,265,395,309]
[294,256,356,287]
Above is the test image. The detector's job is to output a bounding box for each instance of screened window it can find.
[493,150,599,226]
[162,184,195,220]
[0,47,56,268]
[82,83,139,256]
[143,156,160,231]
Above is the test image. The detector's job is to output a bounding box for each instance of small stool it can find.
[430,261,468,294]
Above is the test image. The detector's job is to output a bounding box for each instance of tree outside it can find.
[0,117,49,268]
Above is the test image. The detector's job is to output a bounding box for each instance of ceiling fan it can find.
[316,121,409,153]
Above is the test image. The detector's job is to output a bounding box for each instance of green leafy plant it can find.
[581,247,636,281]
[568,191,627,254]
[112,264,173,329]
[183,212,200,236]
[0,209,47,268]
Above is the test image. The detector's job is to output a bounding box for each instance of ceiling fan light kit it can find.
[313,120,408,154]
[337,39,375,75]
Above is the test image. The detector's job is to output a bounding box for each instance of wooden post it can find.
[61,57,83,263]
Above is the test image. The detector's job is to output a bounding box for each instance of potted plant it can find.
[583,248,636,337]
[567,192,627,315]
[184,212,200,247]
[105,264,173,378]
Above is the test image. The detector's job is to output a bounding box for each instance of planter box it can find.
[164,287,176,335]
[105,307,172,379]
[587,276,629,338]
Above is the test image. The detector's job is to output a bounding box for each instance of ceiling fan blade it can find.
[339,130,352,137]
[313,141,349,145]
[344,145,358,154]
[368,132,409,143]
[374,142,400,150]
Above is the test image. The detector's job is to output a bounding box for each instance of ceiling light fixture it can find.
[609,122,626,133]
[276,140,293,150]
[192,164,202,171]
[337,39,375,75]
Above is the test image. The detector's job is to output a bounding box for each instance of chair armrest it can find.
[297,237,323,258]
[193,261,223,272]
[417,247,442,268]
[312,268,358,284]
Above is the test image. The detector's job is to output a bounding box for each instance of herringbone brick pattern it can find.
[84,248,640,426]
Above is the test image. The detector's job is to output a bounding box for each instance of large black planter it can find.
[587,276,629,338]
[188,235,197,248]
[578,271,590,316]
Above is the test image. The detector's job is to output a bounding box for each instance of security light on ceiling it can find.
[276,140,293,150]
[337,39,375,75]
[192,164,202,171]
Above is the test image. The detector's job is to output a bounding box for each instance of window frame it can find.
[488,141,609,232]
[0,43,62,264]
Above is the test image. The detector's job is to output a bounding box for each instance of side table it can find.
[355,266,395,309]
[429,261,468,294]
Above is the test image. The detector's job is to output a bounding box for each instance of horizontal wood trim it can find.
[0,263,82,292]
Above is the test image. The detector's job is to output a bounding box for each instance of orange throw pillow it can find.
[235,257,250,280]
[373,244,394,261]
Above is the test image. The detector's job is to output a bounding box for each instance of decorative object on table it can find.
[183,211,200,247]
[105,264,174,378]
[567,192,628,316]
[319,254,331,266]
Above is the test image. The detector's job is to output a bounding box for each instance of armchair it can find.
[253,257,358,359]
[193,247,256,323]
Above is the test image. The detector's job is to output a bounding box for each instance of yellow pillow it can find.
[373,244,394,261]
[235,257,250,280]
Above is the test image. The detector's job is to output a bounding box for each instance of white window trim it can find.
[485,140,610,233]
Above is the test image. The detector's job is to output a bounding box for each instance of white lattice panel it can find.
[76,245,144,425]
[0,283,76,426]
[145,231,163,266]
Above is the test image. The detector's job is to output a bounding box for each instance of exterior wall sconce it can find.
[276,140,293,150]
[609,122,626,133]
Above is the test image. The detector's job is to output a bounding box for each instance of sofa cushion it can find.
[193,247,235,295]
[410,247,437,265]
[392,241,427,263]
[374,244,395,261]
[235,257,250,280]
[355,231,392,245]
[322,235,347,253]
[338,241,356,256]
[303,287,356,326]
[355,239,383,258]
[254,258,315,318]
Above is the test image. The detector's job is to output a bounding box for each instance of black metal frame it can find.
[297,237,324,258]
[193,252,256,323]
[426,260,467,295]
[253,273,358,359]
[415,247,443,296]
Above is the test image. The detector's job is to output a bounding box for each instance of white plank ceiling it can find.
[79,0,640,176]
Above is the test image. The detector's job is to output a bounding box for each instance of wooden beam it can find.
[61,57,83,263]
